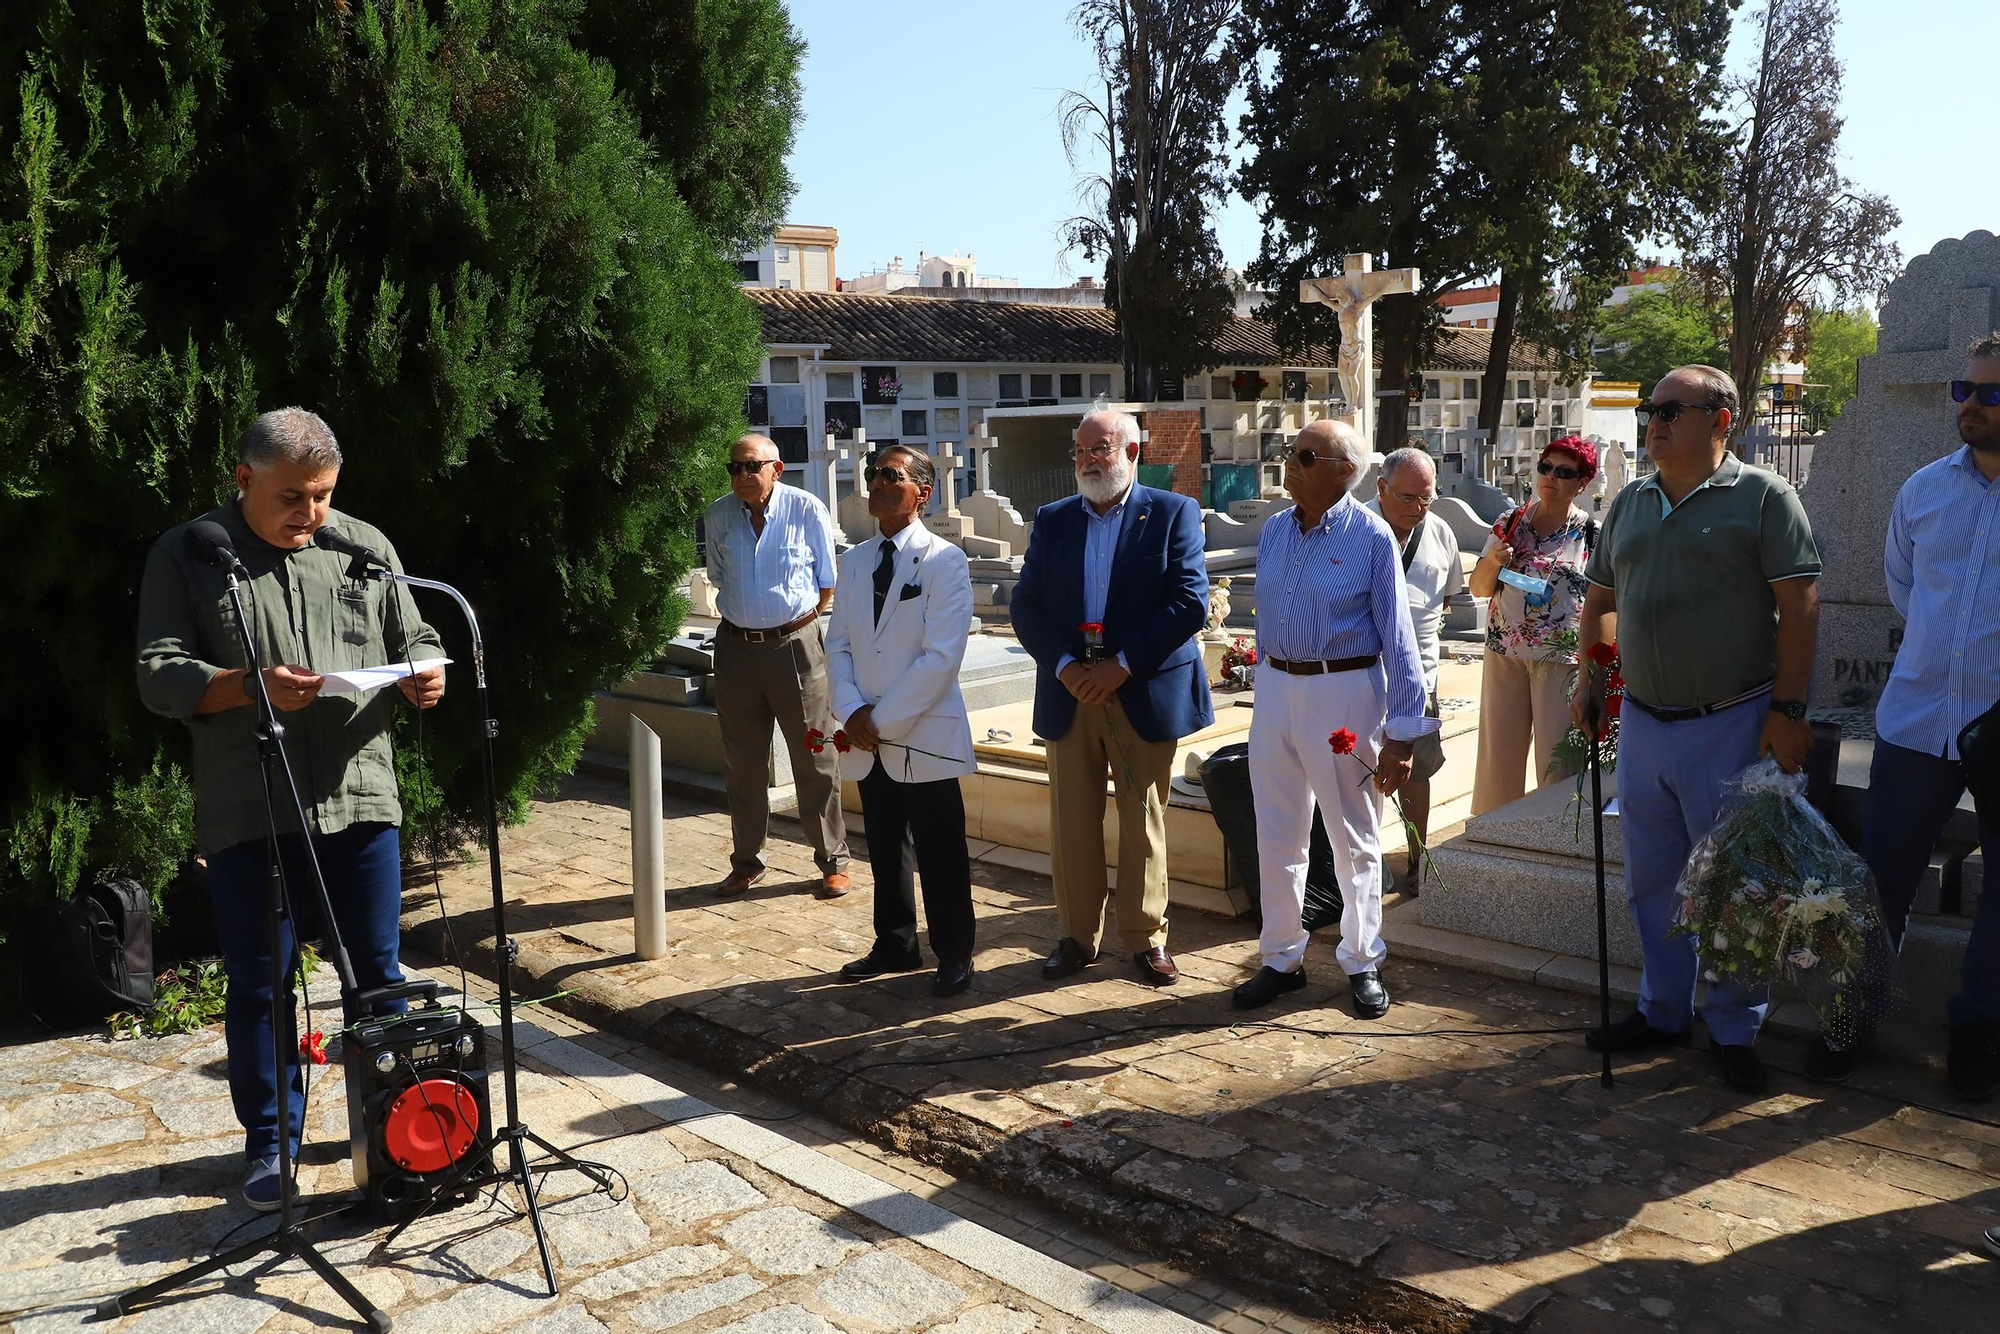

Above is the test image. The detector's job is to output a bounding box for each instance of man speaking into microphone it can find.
[136,407,444,1211]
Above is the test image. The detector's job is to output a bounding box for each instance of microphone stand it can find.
[102,561,386,1331]
[355,563,612,1296]
[1586,695,1615,1090]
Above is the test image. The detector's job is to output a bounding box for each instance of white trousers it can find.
[1248,665,1388,976]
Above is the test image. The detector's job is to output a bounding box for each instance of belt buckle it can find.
[742,627,769,643]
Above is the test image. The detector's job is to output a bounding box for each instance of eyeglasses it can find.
[1536,460,1582,480]
[1636,399,1720,426]
[1286,444,1344,467]
[864,465,914,486]
[1070,442,1118,462]
[1949,380,2000,407]
[725,460,775,476]
[1389,490,1436,507]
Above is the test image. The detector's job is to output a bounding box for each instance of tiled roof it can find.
[745,288,1565,374]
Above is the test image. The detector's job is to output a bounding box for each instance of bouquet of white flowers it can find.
[1668,757,1894,1045]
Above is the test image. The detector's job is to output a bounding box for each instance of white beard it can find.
[1077,455,1134,507]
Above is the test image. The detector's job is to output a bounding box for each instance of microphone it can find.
[188,520,242,571]
[313,525,389,570]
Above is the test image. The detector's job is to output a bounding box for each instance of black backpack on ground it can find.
[1199,743,1344,931]
[23,877,156,1029]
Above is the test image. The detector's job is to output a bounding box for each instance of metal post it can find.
[630,715,666,959]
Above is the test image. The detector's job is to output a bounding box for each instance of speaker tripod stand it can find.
[355,560,614,1296]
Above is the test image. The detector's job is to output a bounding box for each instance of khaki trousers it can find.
[1045,696,1176,955]
[1471,651,1578,816]
[712,624,849,875]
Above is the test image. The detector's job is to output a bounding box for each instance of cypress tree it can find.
[0,1,801,930]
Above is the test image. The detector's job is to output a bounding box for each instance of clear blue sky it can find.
[782,0,1998,295]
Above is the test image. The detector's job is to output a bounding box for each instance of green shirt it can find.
[1583,454,1819,710]
[136,503,442,857]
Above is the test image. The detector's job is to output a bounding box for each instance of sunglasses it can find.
[1286,444,1345,467]
[1949,380,2000,407]
[1636,399,1720,425]
[1536,460,1582,480]
[864,465,915,486]
[725,460,775,476]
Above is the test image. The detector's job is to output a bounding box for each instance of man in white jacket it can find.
[826,445,980,997]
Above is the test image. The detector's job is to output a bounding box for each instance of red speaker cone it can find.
[383,1079,481,1173]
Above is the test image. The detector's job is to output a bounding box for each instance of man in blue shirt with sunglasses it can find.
[1802,335,2000,1103]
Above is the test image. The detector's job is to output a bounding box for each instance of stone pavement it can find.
[0,965,1237,1334]
[402,776,2000,1334]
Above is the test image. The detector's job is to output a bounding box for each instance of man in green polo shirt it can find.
[1572,364,1821,1095]
[137,407,444,1210]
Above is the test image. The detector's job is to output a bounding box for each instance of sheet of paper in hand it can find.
[317,657,451,696]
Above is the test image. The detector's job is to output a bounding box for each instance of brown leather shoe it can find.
[1133,947,1178,986]
[1040,937,1098,981]
[815,871,851,900]
[715,868,766,897]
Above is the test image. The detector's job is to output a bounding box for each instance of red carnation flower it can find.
[805,727,827,754]
[1242,647,1259,665]
[1328,727,1358,755]
[1605,695,1623,719]
[832,729,851,753]
[300,1031,328,1065]
[1585,641,1617,667]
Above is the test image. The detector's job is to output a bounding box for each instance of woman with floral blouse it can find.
[1469,436,1600,814]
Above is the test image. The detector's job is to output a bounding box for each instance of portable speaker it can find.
[344,1001,494,1218]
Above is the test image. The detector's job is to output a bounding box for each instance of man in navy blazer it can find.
[1011,409,1214,986]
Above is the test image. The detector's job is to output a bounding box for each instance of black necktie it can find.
[874,540,896,625]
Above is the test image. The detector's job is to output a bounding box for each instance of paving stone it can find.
[627,1272,767,1330]
[400,1221,537,1297]
[0,1089,138,1135]
[390,1277,555,1334]
[153,1096,242,1139]
[566,1126,688,1183]
[541,1191,655,1269]
[720,1205,868,1275]
[0,1115,148,1171]
[508,1307,611,1334]
[815,1250,969,1329]
[120,1290,291,1334]
[34,1050,164,1090]
[930,1306,1038,1334]
[629,1158,769,1226]
[710,1307,842,1334]
[572,1244,730,1299]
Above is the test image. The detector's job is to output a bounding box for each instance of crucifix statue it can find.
[1300,253,1421,446]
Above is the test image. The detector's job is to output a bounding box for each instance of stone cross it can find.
[970,422,995,493]
[934,439,966,518]
[1301,253,1421,446]
[810,429,849,543]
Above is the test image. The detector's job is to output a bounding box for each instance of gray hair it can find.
[732,432,781,460]
[1969,332,2000,360]
[1300,417,1367,470]
[238,408,342,471]
[1672,364,1740,421]
[1077,408,1141,451]
[877,444,935,490]
[1380,446,1436,487]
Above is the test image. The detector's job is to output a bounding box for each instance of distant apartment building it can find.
[846,250,1021,294]
[737,223,839,292]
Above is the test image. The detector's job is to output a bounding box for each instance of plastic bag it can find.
[1668,756,1895,1047]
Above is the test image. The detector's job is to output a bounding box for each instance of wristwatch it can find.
[1770,699,1807,721]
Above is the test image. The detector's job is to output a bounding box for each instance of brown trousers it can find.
[712,624,848,875]
[1045,696,1176,955]
[1471,651,1578,816]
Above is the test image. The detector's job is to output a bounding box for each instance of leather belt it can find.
[720,611,819,644]
[1625,683,1771,723]
[1263,654,1378,677]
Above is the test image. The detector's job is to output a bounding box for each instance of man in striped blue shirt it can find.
[1237,419,1438,1017]
[704,433,850,900]
[1803,336,2000,1100]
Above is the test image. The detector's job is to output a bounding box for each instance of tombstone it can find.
[1802,230,2000,714]
[808,430,851,545]
[686,568,721,619]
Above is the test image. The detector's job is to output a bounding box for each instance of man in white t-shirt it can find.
[1366,446,1464,892]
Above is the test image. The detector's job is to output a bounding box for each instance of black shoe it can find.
[1711,1038,1769,1095]
[1948,1023,2000,1102]
[1233,965,1307,1011]
[932,959,973,997]
[1983,1225,2000,1260]
[1349,969,1389,1019]
[1802,1036,1858,1084]
[1040,937,1098,981]
[1585,1008,1694,1054]
[839,946,923,982]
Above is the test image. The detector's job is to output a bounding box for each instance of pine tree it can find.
[0,1,800,927]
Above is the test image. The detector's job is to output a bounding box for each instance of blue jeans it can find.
[207,822,405,1161]
[1862,741,2000,1029]
[1618,693,1771,1046]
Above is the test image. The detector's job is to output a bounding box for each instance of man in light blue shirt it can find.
[1805,337,2000,1101]
[1237,418,1436,1018]
[704,433,850,899]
